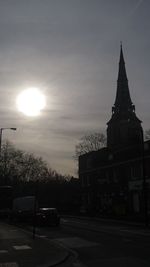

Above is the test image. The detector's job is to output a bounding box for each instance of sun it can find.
[16,87,46,116]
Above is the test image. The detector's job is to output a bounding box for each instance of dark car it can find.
[36,208,60,226]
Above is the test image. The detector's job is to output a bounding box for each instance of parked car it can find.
[36,208,60,226]
[10,196,37,223]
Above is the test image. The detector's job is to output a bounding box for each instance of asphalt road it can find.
[24,217,150,267]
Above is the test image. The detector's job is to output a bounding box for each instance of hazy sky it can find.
[0,0,149,176]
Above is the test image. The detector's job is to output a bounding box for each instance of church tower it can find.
[107,46,143,149]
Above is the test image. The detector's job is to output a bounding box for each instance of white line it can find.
[36,235,47,238]
[0,250,8,253]
[13,245,32,250]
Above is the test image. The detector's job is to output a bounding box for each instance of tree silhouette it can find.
[0,140,58,185]
[75,132,106,159]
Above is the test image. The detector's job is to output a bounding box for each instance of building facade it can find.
[79,47,150,220]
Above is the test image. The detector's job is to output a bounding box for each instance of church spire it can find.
[107,46,143,149]
[113,45,134,113]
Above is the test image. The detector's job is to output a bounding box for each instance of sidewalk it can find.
[0,221,69,267]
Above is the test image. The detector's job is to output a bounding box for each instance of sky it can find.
[0,0,149,177]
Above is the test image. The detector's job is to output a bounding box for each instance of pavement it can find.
[0,221,69,267]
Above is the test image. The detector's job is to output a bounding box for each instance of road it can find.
[31,217,150,266]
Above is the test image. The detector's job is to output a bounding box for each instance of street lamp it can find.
[0,128,17,156]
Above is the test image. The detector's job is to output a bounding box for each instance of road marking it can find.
[37,234,47,238]
[13,245,32,250]
[0,263,19,267]
[0,250,8,253]
[52,237,99,248]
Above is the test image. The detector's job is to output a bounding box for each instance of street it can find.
[31,216,150,267]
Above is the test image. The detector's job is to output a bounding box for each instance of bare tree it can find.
[0,140,64,184]
[75,132,106,159]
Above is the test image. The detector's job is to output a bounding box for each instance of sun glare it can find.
[16,87,46,116]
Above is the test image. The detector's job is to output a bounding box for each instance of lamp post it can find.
[0,128,17,156]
